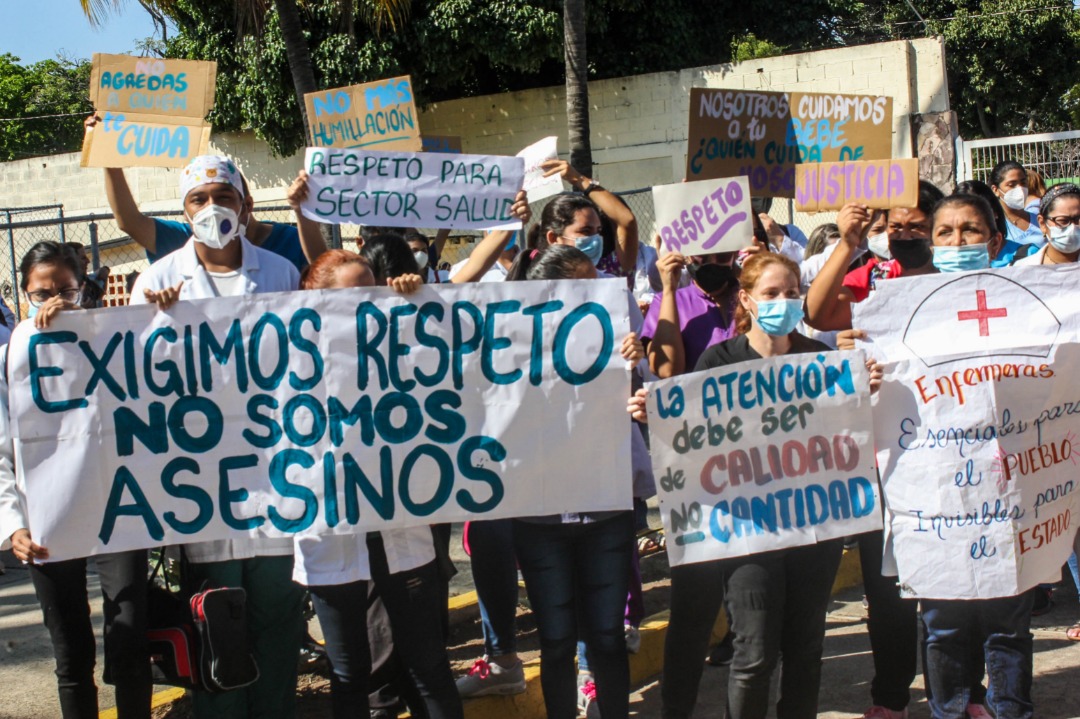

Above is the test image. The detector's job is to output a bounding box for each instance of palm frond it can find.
[77,0,126,28]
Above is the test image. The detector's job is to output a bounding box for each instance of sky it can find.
[0,0,166,65]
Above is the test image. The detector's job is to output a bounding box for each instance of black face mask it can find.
[688,263,736,294]
[889,238,934,269]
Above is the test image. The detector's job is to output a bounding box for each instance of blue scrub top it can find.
[148,218,308,271]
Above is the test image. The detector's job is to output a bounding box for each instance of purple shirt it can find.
[641,284,737,372]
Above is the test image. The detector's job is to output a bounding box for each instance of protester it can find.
[65,242,110,308]
[0,240,151,719]
[87,115,323,270]
[803,222,841,260]
[447,234,519,283]
[912,193,1032,719]
[294,249,463,719]
[1013,182,1080,267]
[506,243,642,719]
[805,180,944,331]
[1025,168,1047,213]
[629,252,877,719]
[131,155,304,719]
[534,162,639,276]
[988,160,1044,247]
[404,230,447,283]
[956,179,1027,266]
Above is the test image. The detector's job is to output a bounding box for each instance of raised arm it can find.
[541,160,638,273]
[449,190,531,284]
[86,115,159,251]
[286,170,330,263]
[804,203,869,332]
[647,251,688,378]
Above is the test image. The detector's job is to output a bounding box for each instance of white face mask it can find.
[188,204,240,250]
[413,250,429,270]
[1002,186,1028,212]
[867,231,891,260]
[1048,223,1080,254]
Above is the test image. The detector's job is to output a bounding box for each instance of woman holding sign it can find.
[0,241,152,719]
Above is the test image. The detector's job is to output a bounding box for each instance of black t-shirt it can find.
[694,332,832,373]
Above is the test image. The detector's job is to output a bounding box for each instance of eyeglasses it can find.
[1048,215,1080,229]
[26,288,81,307]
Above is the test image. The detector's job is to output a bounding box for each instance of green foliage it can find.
[730,33,786,63]
[0,54,92,162]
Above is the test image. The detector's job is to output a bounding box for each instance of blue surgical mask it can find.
[506,231,518,250]
[573,234,604,265]
[751,297,804,336]
[932,244,990,273]
[26,303,38,319]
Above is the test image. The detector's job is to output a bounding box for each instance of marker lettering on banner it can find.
[854,264,1080,599]
[300,147,525,231]
[794,158,919,213]
[686,88,892,198]
[647,351,881,567]
[304,76,421,152]
[9,280,631,560]
[652,176,753,256]
[81,54,216,169]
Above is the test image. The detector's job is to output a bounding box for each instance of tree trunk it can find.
[273,0,318,140]
[563,0,592,177]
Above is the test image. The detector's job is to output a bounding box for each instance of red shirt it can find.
[842,258,903,302]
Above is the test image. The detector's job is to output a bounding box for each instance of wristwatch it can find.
[582,181,604,196]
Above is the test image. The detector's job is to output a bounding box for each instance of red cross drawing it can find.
[957,290,1008,337]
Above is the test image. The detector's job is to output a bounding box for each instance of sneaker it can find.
[577,674,600,718]
[456,656,526,697]
[862,707,908,719]
[966,705,993,719]
[624,625,641,654]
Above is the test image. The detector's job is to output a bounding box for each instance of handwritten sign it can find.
[686,89,893,198]
[305,76,421,152]
[422,136,463,154]
[646,352,881,566]
[652,176,753,255]
[795,158,919,213]
[8,280,632,561]
[81,54,217,168]
[299,147,525,231]
[518,136,562,202]
[854,265,1080,599]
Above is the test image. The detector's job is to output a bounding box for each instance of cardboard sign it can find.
[795,158,919,212]
[653,176,753,255]
[82,54,217,168]
[305,76,422,152]
[422,135,463,154]
[518,136,562,202]
[300,147,525,231]
[853,265,1080,599]
[686,89,893,198]
[9,279,632,561]
[647,352,881,567]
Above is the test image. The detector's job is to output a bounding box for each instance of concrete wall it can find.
[0,37,948,219]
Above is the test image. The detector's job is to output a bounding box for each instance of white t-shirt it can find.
[206,269,247,297]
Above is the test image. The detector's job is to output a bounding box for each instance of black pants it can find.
[724,539,843,719]
[368,533,463,719]
[29,551,151,719]
[660,560,726,719]
[858,530,919,711]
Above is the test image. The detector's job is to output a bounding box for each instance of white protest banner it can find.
[300,147,525,231]
[9,279,632,561]
[82,54,217,168]
[853,265,1080,599]
[517,136,562,202]
[652,176,753,255]
[646,351,881,567]
[304,76,422,152]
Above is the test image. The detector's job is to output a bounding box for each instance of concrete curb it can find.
[121,547,863,719]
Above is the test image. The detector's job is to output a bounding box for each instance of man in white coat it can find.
[131,155,303,719]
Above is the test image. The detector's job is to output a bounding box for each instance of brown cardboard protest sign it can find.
[81,54,217,168]
[794,158,919,212]
[305,76,422,151]
[686,89,893,198]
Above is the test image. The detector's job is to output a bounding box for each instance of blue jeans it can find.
[514,513,634,719]
[1068,553,1080,595]
[922,593,1034,719]
[467,519,519,657]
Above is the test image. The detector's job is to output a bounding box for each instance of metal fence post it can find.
[58,206,66,244]
[89,215,101,271]
[6,211,18,319]
[331,224,343,250]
